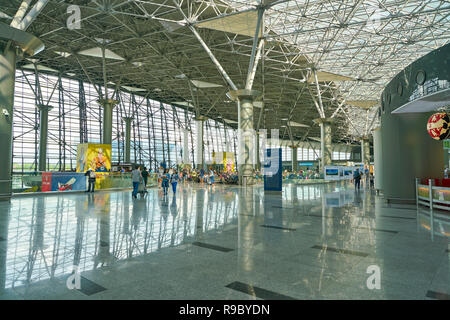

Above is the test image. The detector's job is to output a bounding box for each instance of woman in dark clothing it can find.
[141,166,149,187]
[353,168,361,190]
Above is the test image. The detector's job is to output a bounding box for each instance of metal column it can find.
[183,129,190,164]
[37,104,53,172]
[194,116,206,170]
[291,146,298,172]
[228,89,260,186]
[361,137,371,168]
[373,128,383,192]
[314,118,333,172]
[123,117,133,163]
[0,47,16,200]
[98,99,118,145]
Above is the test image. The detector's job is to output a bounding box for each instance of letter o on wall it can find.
[415,70,426,85]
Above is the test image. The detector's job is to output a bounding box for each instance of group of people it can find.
[131,165,150,198]
[159,168,180,196]
[353,168,374,190]
[175,168,217,185]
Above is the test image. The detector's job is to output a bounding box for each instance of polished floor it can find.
[0,181,448,300]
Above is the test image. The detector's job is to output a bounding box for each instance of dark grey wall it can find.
[380,43,450,200]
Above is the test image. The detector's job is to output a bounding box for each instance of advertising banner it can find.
[212,152,235,172]
[264,148,282,192]
[41,172,87,192]
[77,143,111,173]
[343,168,354,180]
[324,166,342,180]
[41,172,52,192]
[224,152,235,172]
[51,173,87,192]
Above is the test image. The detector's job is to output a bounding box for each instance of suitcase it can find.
[138,179,147,197]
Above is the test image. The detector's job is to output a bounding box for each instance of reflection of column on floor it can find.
[95,194,111,267]
[122,193,130,235]
[33,198,46,252]
[290,184,298,205]
[74,199,86,267]
[182,190,189,242]
[23,198,47,283]
[322,183,336,239]
[254,188,262,216]
[169,196,178,246]
[263,191,282,236]
[195,189,204,239]
[321,190,326,238]
[0,202,11,294]
[237,187,256,271]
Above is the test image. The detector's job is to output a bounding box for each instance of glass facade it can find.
[280,146,350,162]
[12,71,237,173]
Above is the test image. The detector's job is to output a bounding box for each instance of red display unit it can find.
[41,172,52,192]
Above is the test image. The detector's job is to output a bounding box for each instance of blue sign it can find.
[50,172,87,192]
[325,168,339,176]
[263,148,282,192]
[300,163,314,166]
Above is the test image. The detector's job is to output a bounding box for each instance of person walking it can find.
[141,166,149,187]
[161,169,170,196]
[132,165,142,199]
[85,168,96,193]
[353,168,361,191]
[208,167,215,187]
[170,170,179,194]
[369,173,374,189]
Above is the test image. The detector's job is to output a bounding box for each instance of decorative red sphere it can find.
[427,112,450,140]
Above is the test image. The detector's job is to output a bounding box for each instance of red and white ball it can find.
[427,112,450,140]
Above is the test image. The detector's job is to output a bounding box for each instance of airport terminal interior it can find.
[0,0,449,300]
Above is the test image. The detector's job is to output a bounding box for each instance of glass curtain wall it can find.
[12,70,237,173]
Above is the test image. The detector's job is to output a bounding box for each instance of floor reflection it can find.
[0,184,240,290]
[0,181,448,300]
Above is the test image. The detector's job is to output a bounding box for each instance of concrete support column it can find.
[291,146,298,172]
[98,99,118,145]
[255,131,261,171]
[361,137,371,168]
[194,116,206,170]
[372,128,383,192]
[183,129,190,164]
[122,117,133,163]
[381,112,443,202]
[37,104,53,172]
[0,47,16,201]
[313,118,333,172]
[228,89,260,186]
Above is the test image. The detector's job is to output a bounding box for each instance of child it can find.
[161,169,170,196]
[171,170,179,194]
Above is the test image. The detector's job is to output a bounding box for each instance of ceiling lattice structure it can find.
[1,0,449,144]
